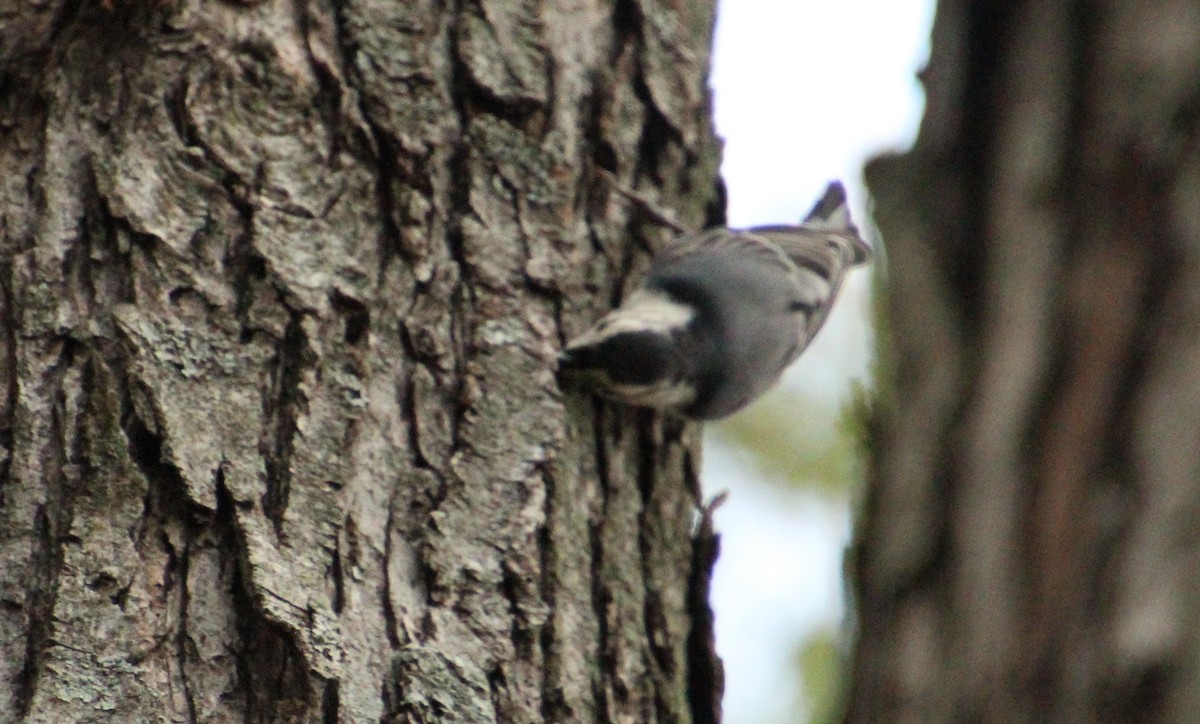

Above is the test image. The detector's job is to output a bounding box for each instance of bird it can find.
[558,181,871,420]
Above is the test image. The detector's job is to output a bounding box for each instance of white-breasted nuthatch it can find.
[558,181,871,420]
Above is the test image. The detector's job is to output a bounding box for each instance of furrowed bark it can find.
[848,2,1200,721]
[0,0,724,720]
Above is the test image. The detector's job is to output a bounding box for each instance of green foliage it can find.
[797,626,848,724]
[712,387,866,500]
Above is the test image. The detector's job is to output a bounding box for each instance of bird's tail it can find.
[801,181,872,265]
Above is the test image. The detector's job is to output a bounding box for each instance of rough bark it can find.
[0,0,724,721]
[848,1,1200,722]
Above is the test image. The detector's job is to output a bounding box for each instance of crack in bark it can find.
[14,506,55,719]
[262,312,313,537]
[363,115,406,273]
[953,2,1022,333]
[684,485,723,724]
[329,530,346,616]
[293,0,350,163]
[396,341,432,472]
[631,77,678,189]
[589,401,615,720]
[46,0,87,47]
[218,473,314,721]
[14,342,85,718]
[634,414,667,720]
[320,678,340,724]
[119,365,204,718]
[0,268,15,509]
[324,0,409,274]
[223,156,269,348]
[173,530,198,724]
[485,663,506,718]
[536,464,568,722]
[330,290,370,348]
[122,394,202,531]
[380,490,403,649]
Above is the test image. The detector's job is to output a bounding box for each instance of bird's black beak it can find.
[557,348,580,373]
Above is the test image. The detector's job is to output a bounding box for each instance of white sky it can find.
[707,1,935,721]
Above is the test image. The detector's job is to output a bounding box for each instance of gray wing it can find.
[645,230,814,417]
[747,226,860,352]
[750,181,872,350]
[653,226,797,271]
[637,182,871,417]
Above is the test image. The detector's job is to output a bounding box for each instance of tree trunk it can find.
[0,0,724,721]
[848,1,1200,721]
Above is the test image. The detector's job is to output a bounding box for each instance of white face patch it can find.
[558,287,699,413]
[618,289,695,327]
[564,288,694,351]
[607,380,696,409]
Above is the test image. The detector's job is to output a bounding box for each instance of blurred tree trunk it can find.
[848,1,1200,721]
[0,0,724,721]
